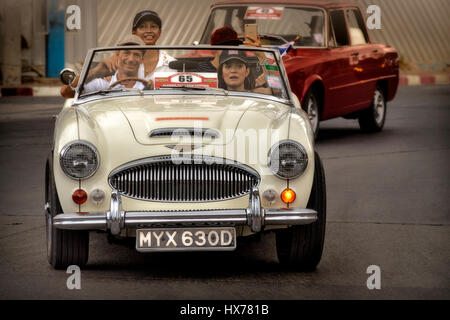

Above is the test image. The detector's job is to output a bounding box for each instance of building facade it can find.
[0,0,449,85]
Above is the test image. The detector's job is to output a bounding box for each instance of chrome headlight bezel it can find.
[59,140,100,179]
[268,140,308,179]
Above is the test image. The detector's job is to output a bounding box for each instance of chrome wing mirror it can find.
[59,68,77,90]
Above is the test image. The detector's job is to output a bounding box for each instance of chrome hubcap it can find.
[373,90,385,125]
[306,96,318,133]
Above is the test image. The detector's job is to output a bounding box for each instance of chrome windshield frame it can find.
[73,45,295,107]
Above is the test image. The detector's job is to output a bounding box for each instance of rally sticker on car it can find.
[264,64,279,72]
[244,6,284,20]
[266,75,282,89]
[154,72,218,89]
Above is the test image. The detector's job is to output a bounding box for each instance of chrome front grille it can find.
[108,155,260,202]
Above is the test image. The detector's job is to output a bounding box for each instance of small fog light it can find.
[263,189,277,204]
[281,188,296,204]
[72,189,88,205]
[90,189,105,205]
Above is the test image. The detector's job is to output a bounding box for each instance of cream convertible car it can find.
[46,46,326,270]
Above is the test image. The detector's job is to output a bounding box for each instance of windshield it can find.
[78,47,289,100]
[201,6,326,47]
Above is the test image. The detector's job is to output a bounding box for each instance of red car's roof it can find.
[210,0,360,9]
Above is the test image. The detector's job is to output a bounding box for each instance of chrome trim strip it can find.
[125,210,247,226]
[74,90,293,107]
[74,48,95,101]
[150,127,220,139]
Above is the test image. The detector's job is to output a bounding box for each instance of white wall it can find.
[0,0,22,85]
[64,0,98,71]
[96,0,215,47]
[93,0,450,68]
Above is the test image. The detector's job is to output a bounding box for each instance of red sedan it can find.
[199,0,399,138]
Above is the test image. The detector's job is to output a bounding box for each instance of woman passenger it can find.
[218,50,270,94]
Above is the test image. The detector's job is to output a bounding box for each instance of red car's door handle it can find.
[372,49,379,53]
[351,52,359,56]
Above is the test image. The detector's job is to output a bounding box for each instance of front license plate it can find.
[136,227,236,252]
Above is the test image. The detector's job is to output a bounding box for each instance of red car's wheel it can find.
[302,89,320,139]
[358,86,387,132]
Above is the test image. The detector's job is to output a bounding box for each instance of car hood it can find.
[79,95,292,146]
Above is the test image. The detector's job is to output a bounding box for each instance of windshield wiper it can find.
[79,88,126,98]
[160,85,228,96]
[160,85,206,91]
[80,87,146,98]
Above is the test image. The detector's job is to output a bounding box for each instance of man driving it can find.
[82,36,149,94]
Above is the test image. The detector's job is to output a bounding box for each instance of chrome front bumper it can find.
[53,187,317,235]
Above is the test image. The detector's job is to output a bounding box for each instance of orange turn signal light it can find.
[281,188,296,204]
[72,189,88,205]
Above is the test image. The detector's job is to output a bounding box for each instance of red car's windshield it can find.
[201,6,326,47]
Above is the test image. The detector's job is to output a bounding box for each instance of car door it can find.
[322,9,360,118]
[345,7,376,109]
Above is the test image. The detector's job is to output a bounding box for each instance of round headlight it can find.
[268,140,308,179]
[60,141,99,179]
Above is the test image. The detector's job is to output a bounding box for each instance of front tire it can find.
[45,153,89,269]
[358,86,386,132]
[275,151,326,271]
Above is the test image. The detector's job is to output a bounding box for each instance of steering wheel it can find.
[108,78,153,90]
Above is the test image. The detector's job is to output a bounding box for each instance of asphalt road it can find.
[0,85,449,300]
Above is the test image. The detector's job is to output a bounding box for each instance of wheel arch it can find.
[302,79,325,120]
[376,79,389,100]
